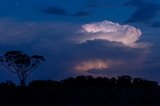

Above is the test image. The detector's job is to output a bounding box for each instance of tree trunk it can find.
[20,79,26,87]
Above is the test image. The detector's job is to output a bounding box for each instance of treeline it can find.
[0,76,158,106]
[29,75,158,88]
[0,75,158,89]
[0,76,158,88]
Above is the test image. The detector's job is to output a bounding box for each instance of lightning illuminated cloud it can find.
[74,59,125,72]
[0,19,150,76]
[75,60,109,71]
[76,20,146,48]
[70,20,150,72]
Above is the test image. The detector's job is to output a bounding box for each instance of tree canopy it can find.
[0,51,45,86]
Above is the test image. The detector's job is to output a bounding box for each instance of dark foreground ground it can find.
[0,87,160,106]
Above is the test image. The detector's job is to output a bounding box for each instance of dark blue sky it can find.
[0,0,160,83]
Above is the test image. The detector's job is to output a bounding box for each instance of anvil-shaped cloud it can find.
[76,20,145,48]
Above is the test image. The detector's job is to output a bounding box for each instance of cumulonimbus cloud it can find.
[75,20,149,48]
[66,20,151,73]
[0,19,151,79]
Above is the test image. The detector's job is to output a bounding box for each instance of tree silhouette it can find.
[0,51,45,86]
[132,78,158,88]
[117,75,132,87]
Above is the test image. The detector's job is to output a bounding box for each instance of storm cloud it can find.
[72,20,150,48]
[0,19,151,79]
[34,21,150,77]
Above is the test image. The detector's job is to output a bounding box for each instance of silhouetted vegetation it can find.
[27,75,158,88]
[0,75,157,88]
[0,81,16,89]
[0,75,158,106]
[0,51,45,86]
[61,75,158,88]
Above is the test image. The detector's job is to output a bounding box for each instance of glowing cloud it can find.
[75,59,126,72]
[78,20,143,47]
[75,60,109,72]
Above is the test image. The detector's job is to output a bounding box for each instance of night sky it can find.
[0,0,160,83]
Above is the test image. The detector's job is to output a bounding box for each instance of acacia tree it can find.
[0,51,45,86]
